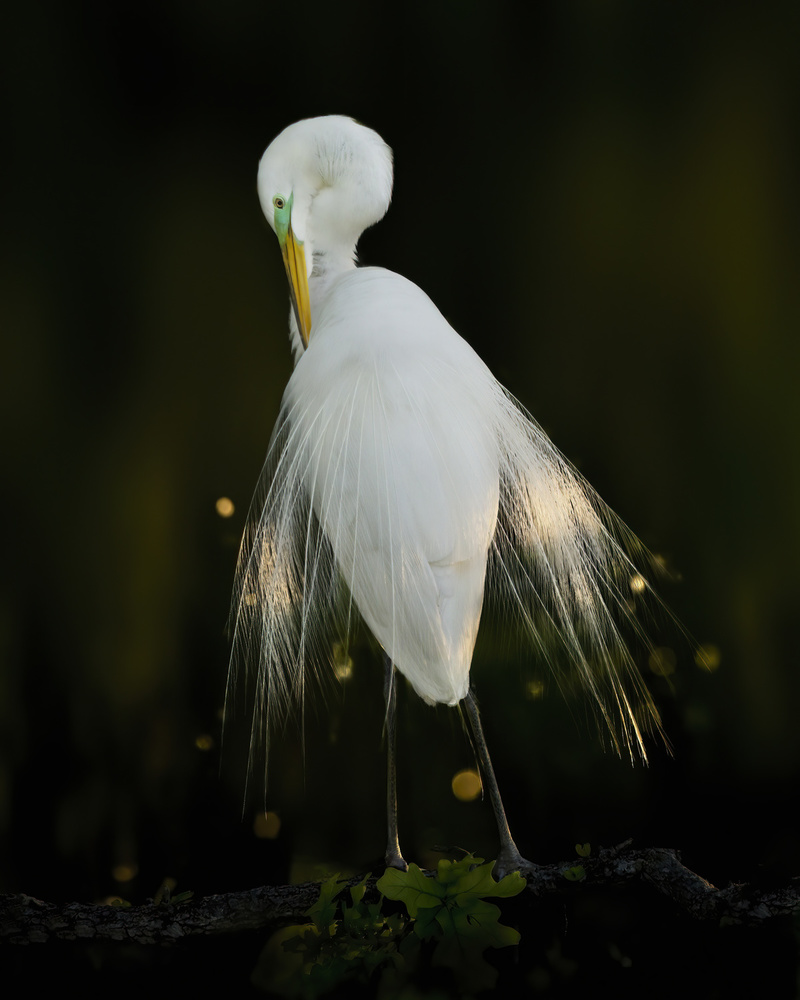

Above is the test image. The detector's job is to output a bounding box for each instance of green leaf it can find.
[434,855,484,884]
[377,863,446,917]
[377,854,525,992]
[575,842,592,857]
[563,865,587,881]
[430,900,516,992]
[349,873,370,907]
[254,855,525,996]
[170,890,194,904]
[305,874,347,931]
[443,858,526,902]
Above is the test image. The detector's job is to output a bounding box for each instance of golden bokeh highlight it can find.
[254,811,282,839]
[333,642,354,681]
[695,644,721,672]
[648,646,677,677]
[215,496,235,518]
[451,768,482,802]
[195,733,214,751]
[526,679,545,699]
[629,573,647,594]
[112,862,138,883]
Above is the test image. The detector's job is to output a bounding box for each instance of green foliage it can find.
[153,877,193,906]
[378,855,525,993]
[563,843,591,881]
[251,855,526,997]
[251,873,408,998]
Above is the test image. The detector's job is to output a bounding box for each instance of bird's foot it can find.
[384,846,408,871]
[493,847,540,880]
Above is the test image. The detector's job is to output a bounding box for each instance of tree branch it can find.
[2,843,797,946]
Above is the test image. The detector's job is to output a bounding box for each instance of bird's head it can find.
[257,116,393,349]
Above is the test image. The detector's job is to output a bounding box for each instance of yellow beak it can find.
[280,226,312,349]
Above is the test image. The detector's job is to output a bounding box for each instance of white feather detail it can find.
[228,266,664,776]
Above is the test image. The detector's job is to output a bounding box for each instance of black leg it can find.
[463,689,537,877]
[383,654,407,870]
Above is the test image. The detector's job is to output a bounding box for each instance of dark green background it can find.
[2,0,799,968]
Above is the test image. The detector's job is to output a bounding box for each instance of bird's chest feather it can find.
[284,278,499,566]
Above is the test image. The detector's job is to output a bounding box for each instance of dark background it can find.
[2,0,799,992]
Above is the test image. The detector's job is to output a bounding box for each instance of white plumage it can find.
[229,115,663,872]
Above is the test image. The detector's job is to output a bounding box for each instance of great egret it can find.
[229,115,664,875]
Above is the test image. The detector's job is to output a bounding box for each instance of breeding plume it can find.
[229,115,663,874]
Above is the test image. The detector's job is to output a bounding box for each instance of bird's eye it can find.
[273,195,286,210]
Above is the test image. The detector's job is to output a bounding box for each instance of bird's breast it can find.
[292,266,500,562]
[282,266,501,702]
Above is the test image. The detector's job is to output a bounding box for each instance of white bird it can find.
[229,115,664,875]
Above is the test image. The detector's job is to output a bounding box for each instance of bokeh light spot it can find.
[216,496,235,518]
[112,862,138,883]
[526,679,545,699]
[695,643,721,672]
[629,573,647,594]
[253,811,282,839]
[451,768,482,802]
[333,642,353,681]
[648,646,677,676]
